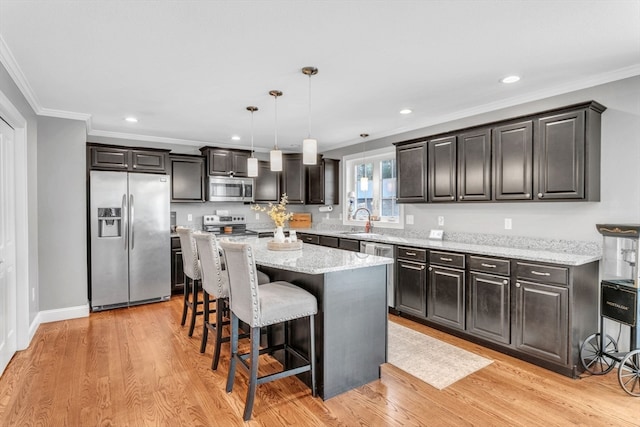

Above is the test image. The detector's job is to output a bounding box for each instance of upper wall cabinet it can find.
[88,144,169,174]
[534,103,603,201]
[255,160,281,202]
[306,158,340,205]
[458,128,491,201]
[282,154,305,204]
[428,136,457,202]
[493,120,533,200]
[199,147,250,177]
[396,141,428,203]
[169,155,205,202]
[394,101,605,204]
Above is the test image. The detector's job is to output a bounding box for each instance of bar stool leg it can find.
[226,313,239,393]
[180,276,190,326]
[212,297,225,371]
[200,291,211,353]
[188,279,200,337]
[243,325,261,421]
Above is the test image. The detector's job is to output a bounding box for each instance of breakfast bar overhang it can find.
[243,237,393,399]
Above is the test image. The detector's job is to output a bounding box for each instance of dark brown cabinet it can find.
[493,120,533,200]
[319,235,339,248]
[394,101,605,204]
[338,238,360,252]
[255,160,281,202]
[297,233,319,245]
[534,102,604,201]
[428,136,457,202]
[458,128,491,201]
[200,147,250,177]
[169,155,205,202]
[282,154,305,204]
[468,256,511,344]
[427,251,465,330]
[171,236,184,294]
[306,158,339,205]
[88,144,169,173]
[396,246,427,317]
[396,141,428,203]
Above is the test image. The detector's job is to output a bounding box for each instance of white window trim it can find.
[342,146,404,229]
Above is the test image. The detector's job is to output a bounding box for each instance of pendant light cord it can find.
[274,95,278,150]
[308,75,312,139]
[250,109,255,156]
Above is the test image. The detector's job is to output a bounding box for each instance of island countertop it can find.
[226,236,393,275]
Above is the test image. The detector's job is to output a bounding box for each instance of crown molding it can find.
[88,129,218,148]
[38,107,92,122]
[0,34,42,114]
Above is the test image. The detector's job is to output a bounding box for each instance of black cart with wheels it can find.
[580,224,640,396]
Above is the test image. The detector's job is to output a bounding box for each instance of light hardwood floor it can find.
[0,295,638,426]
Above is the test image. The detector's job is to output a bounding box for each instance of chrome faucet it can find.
[354,207,373,233]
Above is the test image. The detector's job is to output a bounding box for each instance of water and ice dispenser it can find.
[97,207,122,237]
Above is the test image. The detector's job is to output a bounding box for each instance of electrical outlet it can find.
[406,214,414,225]
[438,216,445,226]
[187,214,193,222]
[504,218,512,230]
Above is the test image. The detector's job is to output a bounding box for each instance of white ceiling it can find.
[1,0,639,154]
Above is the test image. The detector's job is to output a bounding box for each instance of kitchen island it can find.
[230,236,393,400]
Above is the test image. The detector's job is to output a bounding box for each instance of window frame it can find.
[342,146,404,229]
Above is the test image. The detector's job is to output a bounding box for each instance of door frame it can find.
[0,88,30,351]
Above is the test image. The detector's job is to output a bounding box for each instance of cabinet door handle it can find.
[531,270,551,276]
[459,195,464,200]
[537,193,544,198]
[503,280,508,285]
[515,282,521,288]
[401,263,425,271]
[481,263,496,268]
[440,257,453,262]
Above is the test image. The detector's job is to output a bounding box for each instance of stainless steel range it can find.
[202,214,256,236]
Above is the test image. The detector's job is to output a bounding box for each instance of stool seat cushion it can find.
[255,281,318,328]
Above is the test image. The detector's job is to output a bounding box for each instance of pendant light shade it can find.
[246,106,259,177]
[302,66,318,165]
[360,133,369,191]
[269,90,283,172]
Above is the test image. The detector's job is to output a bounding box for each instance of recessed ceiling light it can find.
[399,109,412,115]
[231,135,241,141]
[501,75,521,84]
[124,117,138,123]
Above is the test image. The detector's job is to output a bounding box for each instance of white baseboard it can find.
[27,304,90,345]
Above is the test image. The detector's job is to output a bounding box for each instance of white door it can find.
[0,117,17,375]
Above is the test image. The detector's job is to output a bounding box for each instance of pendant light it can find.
[360,133,369,191]
[246,106,259,177]
[269,90,283,172]
[302,66,318,165]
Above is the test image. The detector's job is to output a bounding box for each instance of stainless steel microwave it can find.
[207,176,254,202]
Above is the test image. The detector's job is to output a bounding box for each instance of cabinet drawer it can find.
[516,262,568,285]
[299,233,320,245]
[397,246,427,262]
[429,251,465,269]
[339,238,360,252]
[320,236,339,248]
[469,256,510,276]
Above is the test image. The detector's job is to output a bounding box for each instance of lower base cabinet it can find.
[468,272,511,344]
[396,246,427,317]
[428,266,465,330]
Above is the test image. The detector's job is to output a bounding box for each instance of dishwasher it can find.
[360,241,395,309]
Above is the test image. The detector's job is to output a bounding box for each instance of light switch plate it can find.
[429,229,444,240]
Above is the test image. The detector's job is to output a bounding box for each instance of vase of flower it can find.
[273,226,286,243]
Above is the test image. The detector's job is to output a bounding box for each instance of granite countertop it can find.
[286,228,600,266]
[221,236,393,275]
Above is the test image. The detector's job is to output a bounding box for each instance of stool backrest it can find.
[219,241,260,327]
[193,232,228,299]
[175,226,201,281]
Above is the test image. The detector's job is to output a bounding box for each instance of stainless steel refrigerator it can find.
[89,170,170,311]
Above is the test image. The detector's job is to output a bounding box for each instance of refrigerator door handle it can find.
[122,193,128,250]
[130,194,135,250]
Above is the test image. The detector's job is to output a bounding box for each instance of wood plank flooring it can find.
[0,295,638,426]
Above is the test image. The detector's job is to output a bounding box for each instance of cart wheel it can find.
[618,349,640,397]
[580,333,618,375]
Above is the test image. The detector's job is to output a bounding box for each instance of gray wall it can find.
[37,116,88,310]
[323,76,640,243]
[0,61,40,323]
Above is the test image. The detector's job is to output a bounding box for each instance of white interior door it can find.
[0,117,17,375]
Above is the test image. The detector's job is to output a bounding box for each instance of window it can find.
[343,147,403,229]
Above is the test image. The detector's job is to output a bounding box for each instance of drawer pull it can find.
[481,263,497,268]
[503,280,508,285]
[401,263,425,271]
[531,270,551,276]
[440,257,453,262]
[405,251,417,256]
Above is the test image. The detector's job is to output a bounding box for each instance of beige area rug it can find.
[388,321,493,390]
